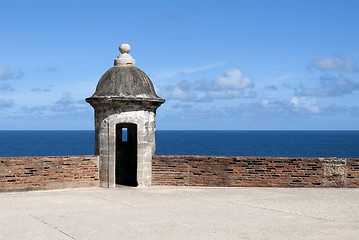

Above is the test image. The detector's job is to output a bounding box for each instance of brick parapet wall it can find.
[152,155,359,188]
[1,155,358,191]
[0,155,99,192]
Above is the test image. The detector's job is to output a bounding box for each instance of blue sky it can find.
[1,0,358,130]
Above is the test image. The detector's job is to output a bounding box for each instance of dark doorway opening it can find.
[116,123,138,186]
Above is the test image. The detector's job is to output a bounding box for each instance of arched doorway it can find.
[115,123,138,186]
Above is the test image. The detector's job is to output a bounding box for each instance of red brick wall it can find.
[2,155,357,191]
[152,155,359,188]
[0,155,99,192]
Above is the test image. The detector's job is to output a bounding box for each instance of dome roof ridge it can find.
[86,44,165,107]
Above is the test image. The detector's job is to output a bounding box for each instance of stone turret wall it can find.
[0,155,99,192]
[94,108,157,187]
[152,155,359,188]
[86,44,164,188]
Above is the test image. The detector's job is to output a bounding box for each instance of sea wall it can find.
[152,155,359,188]
[0,155,99,192]
[1,155,358,191]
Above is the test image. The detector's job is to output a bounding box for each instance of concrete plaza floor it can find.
[0,187,358,240]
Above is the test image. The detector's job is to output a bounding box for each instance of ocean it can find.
[0,130,358,158]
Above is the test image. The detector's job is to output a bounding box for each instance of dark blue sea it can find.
[0,130,358,158]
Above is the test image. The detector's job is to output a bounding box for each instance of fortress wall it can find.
[152,155,359,188]
[1,154,358,191]
[0,156,99,192]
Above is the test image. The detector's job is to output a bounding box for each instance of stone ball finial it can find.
[114,43,135,66]
[119,43,131,54]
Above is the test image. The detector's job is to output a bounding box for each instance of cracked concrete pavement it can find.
[0,187,358,240]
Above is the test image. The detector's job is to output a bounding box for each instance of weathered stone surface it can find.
[322,158,347,187]
[88,66,162,100]
[86,44,164,188]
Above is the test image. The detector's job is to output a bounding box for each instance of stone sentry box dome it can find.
[86,43,165,187]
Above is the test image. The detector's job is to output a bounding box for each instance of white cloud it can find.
[44,67,57,72]
[165,86,195,100]
[261,99,270,108]
[298,74,359,97]
[207,89,243,99]
[0,67,11,80]
[0,66,24,80]
[310,55,357,72]
[247,91,257,98]
[31,88,51,92]
[0,99,14,108]
[151,63,225,81]
[51,92,77,112]
[198,68,255,100]
[0,83,14,91]
[17,92,91,121]
[158,80,196,100]
[214,68,254,89]
[290,96,320,113]
[21,106,48,112]
[264,85,277,90]
[158,68,255,101]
